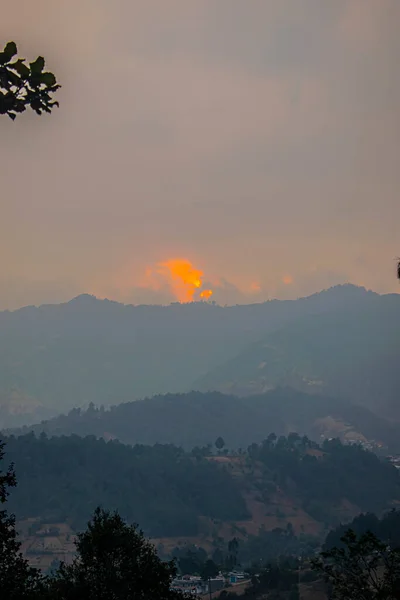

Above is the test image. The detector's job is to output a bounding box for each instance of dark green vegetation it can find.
[313,530,400,600]
[4,433,248,536]
[16,388,400,453]
[4,435,400,600]
[1,447,183,600]
[173,528,318,573]
[324,508,400,550]
[0,440,43,599]
[247,435,400,523]
[49,508,182,600]
[0,41,60,120]
[221,558,302,600]
[198,292,400,420]
[3,432,400,540]
[0,284,383,428]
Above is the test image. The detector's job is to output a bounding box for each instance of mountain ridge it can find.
[8,388,400,452]
[195,293,400,419]
[2,284,378,314]
[0,284,381,428]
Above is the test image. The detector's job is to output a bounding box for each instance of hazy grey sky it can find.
[1,0,400,308]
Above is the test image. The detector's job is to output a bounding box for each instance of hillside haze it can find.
[0,284,379,428]
[4,432,400,565]
[11,388,400,453]
[197,293,400,419]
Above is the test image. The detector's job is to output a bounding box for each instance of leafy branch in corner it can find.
[312,529,400,600]
[0,41,60,120]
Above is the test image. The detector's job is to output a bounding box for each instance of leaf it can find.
[4,67,21,87]
[0,67,11,90]
[0,42,17,64]
[28,74,42,89]
[29,56,45,74]
[13,102,26,113]
[8,112,16,120]
[40,72,56,86]
[10,59,30,78]
[30,98,42,111]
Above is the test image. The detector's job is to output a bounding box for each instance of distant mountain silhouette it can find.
[0,284,383,427]
[196,293,400,419]
[11,388,400,452]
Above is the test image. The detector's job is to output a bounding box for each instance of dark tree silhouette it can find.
[215,437,225,451]
[0,41,60,120]
[200,559,219,582]
[312,529,400,600]
[0,440,43,599]
[0,439,15,502]
[227,537,239,570]
[49,507,184,600]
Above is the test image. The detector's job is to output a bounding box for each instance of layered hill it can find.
[197,293,400,420]
[11,389,400,452]
[3,433,400,548]
[0,285,380,427]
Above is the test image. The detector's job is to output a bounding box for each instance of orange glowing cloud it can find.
[200,289,213,300]
[143,258,213,303]
[250,281,261,293]
[282,275,293,285]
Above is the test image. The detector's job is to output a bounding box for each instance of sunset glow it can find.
[200,289,213,300]
[145,259,213,303]
[282,275,293,285]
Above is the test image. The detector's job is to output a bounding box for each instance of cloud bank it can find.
[1,1,399,308]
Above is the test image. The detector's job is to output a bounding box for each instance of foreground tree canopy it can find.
[0,41,60,120]
[1,438,185,599]
[50,508,183,600]
[0,441,44,599]
[312,529,400,600]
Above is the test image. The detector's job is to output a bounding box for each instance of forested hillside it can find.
[323,508,400,550]
[197,293,400,419]
[4,434,248,537]
[13,389,400,452]
[3,433,400,543]
[0,285,377,427]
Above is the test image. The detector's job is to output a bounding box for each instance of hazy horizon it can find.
[1,281,395,312]
[2,1,400,310]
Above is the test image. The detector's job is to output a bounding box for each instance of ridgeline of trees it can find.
[2,432,400,540]
[246,434,400,523]
[324,509,400,550]
[4,433,248,537]
[13,388,400,453]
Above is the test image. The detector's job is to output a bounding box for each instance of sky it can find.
[1,0,400,309]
